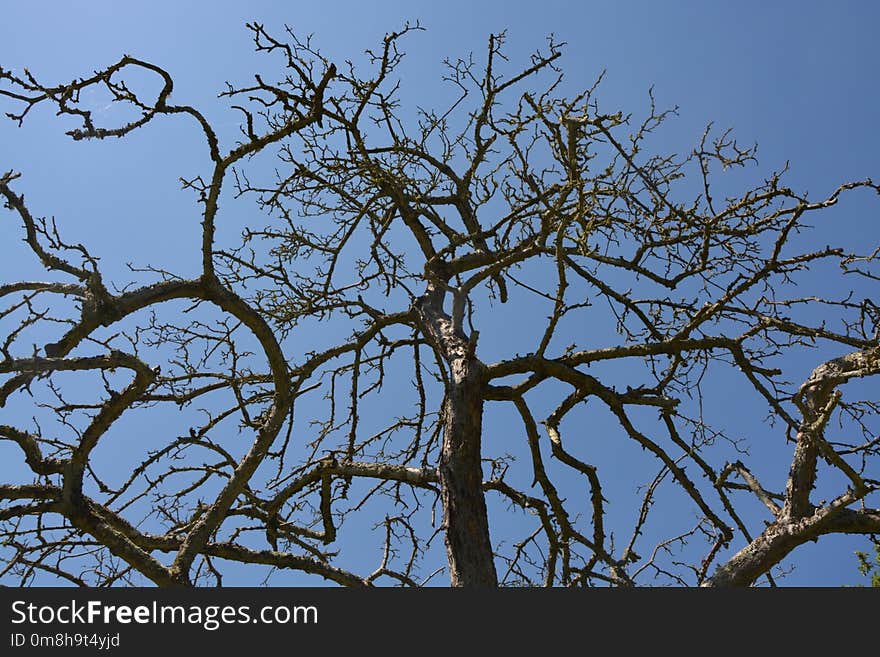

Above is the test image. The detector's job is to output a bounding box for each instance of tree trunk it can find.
[441,356,497,586]
[416,283,498,587]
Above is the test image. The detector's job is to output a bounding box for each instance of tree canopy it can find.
[1,24,878,587]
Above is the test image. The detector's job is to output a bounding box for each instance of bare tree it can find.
[1,24,878,587]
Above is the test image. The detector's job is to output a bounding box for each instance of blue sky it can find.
[2,2,879,586]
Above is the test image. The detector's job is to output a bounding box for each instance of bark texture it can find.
[417,284,497,587]
[440,358,496,586]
